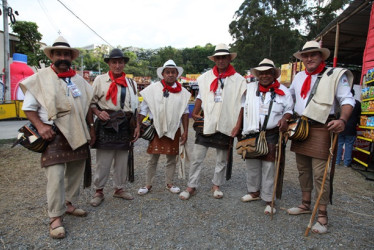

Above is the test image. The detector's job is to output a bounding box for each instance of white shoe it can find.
[264,205,276,215]
[213,189,223,199]
[166,185,180,194]
[138,187,151,195]
[241,194,261,202]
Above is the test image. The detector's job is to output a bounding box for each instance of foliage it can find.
[305,0,353,40]
[228,0,352,73]
[10,21,49,67]
[229,0,308,73]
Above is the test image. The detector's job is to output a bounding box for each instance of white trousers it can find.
[245,159,275,202]
[44,159,86,218]
[146,154,178,186]
[93,149,129,190]
[187,144,228,188]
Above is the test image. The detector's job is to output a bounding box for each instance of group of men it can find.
[20,36,354,239]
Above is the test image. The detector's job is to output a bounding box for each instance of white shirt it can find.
[289,71,355,115]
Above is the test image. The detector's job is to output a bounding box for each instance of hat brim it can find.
[251,66,281,79]
[43,46,80,61]
[293,48,330,61]
[104,56,130,64]
[208,52,237,62]
[156,66,184,79]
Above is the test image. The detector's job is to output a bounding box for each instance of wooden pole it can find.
[304,133,338,236]
[333,23,340,67]
[271,131,283,220]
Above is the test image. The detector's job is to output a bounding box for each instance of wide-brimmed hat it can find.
[293,40,330,60]
[208,43,237,61]
[156,59,184,79]
[43,36,80,61]
[104,48,130,63]
[251,58,281,79]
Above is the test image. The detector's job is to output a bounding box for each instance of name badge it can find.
[66,78,81,97]
[259,103,269,115]
[214,89,223,103]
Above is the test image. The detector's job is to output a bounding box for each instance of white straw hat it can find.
[293,40,330,60]
[250,58,281,79]
[156,59,184,79]
[208,43,237,61]
[43,36,79,61]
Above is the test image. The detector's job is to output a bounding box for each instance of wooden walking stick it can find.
[271,131,283,220]
[304,132,338,236]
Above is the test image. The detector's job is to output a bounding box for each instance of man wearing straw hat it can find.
[135,59,191,195]
[287,40,355,234]
[240,58,293,215]
[20,36,95,239]
[89,48,138,207]
[179,43,246,200]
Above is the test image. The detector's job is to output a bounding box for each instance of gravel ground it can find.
[1,119,374,249]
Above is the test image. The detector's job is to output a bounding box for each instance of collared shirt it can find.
[289,71,355,115]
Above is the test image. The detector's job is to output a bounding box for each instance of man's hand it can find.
[327,119,345,133]
[277,117,289,132]
[38,123,56,141]
[132,126,140,143]
[180,132,188,145]
[97,110,110,121]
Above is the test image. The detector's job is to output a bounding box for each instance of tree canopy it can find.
[10,21,48,67]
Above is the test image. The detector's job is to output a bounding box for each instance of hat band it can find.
[258,63,274,68]
[300,47,320,52]
[214,49,230,54]
[165,64,177,67]
[52,42,71,47]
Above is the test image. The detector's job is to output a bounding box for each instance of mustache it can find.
[54,60,71,68]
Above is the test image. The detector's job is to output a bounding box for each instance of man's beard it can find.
[54,60,71,68]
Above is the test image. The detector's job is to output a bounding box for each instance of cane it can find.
[304,132,338,236]
[270,131,283,220]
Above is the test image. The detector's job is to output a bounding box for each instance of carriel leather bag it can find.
[140,119,156,141]
[287,116,309,141]
[12,122,54,153]
[236,130,268,159]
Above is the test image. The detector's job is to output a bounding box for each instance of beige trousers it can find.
[188,144,228,188]
[44,159,86,218]
[245,159,275,202]
[296,153,330,205]
[93,149,129,190]
[146,154,178,186]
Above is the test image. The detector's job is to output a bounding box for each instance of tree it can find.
[305,0,353,40]
[229,0,308,73]
[10,21,48,67]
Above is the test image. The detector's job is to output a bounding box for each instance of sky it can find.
[3,0,244,49]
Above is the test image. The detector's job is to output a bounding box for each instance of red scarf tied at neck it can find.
[106,71,128,105]
[210,64,237,92]
[51,64,76,78]
[161,79,182,93]
[300,61,326,99]
[259,80,285,96]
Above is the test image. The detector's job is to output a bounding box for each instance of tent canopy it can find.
[315,0,372,66]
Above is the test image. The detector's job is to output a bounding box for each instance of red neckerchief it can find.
[161,79,182,93]
[300,61,326,99]
[259,80,285,96]
[106,71,128,105]
[210,64,236,92]
[51,64,76,78]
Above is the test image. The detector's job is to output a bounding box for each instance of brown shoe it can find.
[113,189,134,200]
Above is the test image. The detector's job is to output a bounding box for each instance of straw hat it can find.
[207,43,237,61]
[250,58,281,79]
[104,48,130,63]
[43,36,79,61]
[156,59,184,79]
[293,40,330,60]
